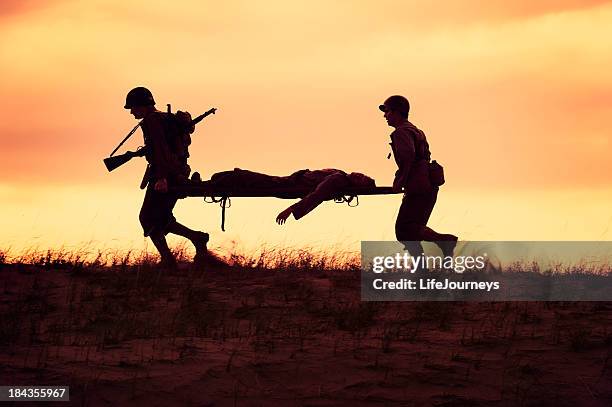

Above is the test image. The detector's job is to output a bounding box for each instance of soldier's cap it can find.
[379,95,410,116]
[124,86,155,109]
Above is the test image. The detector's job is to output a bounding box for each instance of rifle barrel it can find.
[190,108,216,127]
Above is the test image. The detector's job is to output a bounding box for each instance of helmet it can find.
[124,87,155,109]
[379,95,410,117]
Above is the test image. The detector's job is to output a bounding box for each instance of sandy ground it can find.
[1,262,611,406]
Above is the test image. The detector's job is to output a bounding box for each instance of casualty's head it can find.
[124,87,156,119]
[379,95,409,128]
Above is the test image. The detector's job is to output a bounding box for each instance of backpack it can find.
[164,110,194,163]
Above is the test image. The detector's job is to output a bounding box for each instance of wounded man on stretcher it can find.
[200,168,376,224]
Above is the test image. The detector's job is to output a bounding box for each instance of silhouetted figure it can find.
[124,87,209,268]
[380,95,457,261]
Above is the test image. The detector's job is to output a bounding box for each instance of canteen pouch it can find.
[429,160,445,187]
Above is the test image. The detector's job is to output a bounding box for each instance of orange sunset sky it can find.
[1,0,611,256]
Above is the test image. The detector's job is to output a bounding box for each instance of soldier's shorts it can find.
[139,186,178,237]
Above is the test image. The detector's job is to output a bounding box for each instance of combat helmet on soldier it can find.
[379,95,410,119]
[124,87,156,109]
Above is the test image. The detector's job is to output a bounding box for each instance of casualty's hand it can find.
[154,178,168,193]
[276,208,292,225]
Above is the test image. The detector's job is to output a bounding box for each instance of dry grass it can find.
[0,243,360,273]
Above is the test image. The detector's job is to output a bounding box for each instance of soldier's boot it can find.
[397,224,429,273]
[192,232,210,267]
[419,226,458,257]
[436,236,458,258]
[150,234,178,270]
[166,222,209,265]
[401,241,430,274]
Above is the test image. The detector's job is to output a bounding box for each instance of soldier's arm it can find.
[276,204,296,225]
[290,172,350,220]
[391,129,415,190]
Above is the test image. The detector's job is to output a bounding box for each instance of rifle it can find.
[103,146,147,172]
[103,107,217,172]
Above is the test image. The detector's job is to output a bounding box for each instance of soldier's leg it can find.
[155,191,209,265]
[420,226,458,242]
[395,195,427,272]
[139,187,178,267]
[395,191,458,270]
[166,221,209,256]
[419,188,458,257]
[149,233,177,268]
[395,194,430,243]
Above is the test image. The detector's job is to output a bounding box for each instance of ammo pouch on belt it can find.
[429,160,445,187]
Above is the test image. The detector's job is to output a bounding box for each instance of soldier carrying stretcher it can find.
[380,95,458,262]
[123,87,210,269]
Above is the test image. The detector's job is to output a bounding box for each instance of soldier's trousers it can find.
[139,186,178,237]
[395,187,439,256]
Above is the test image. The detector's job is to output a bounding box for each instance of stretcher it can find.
[171,183,399,231]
